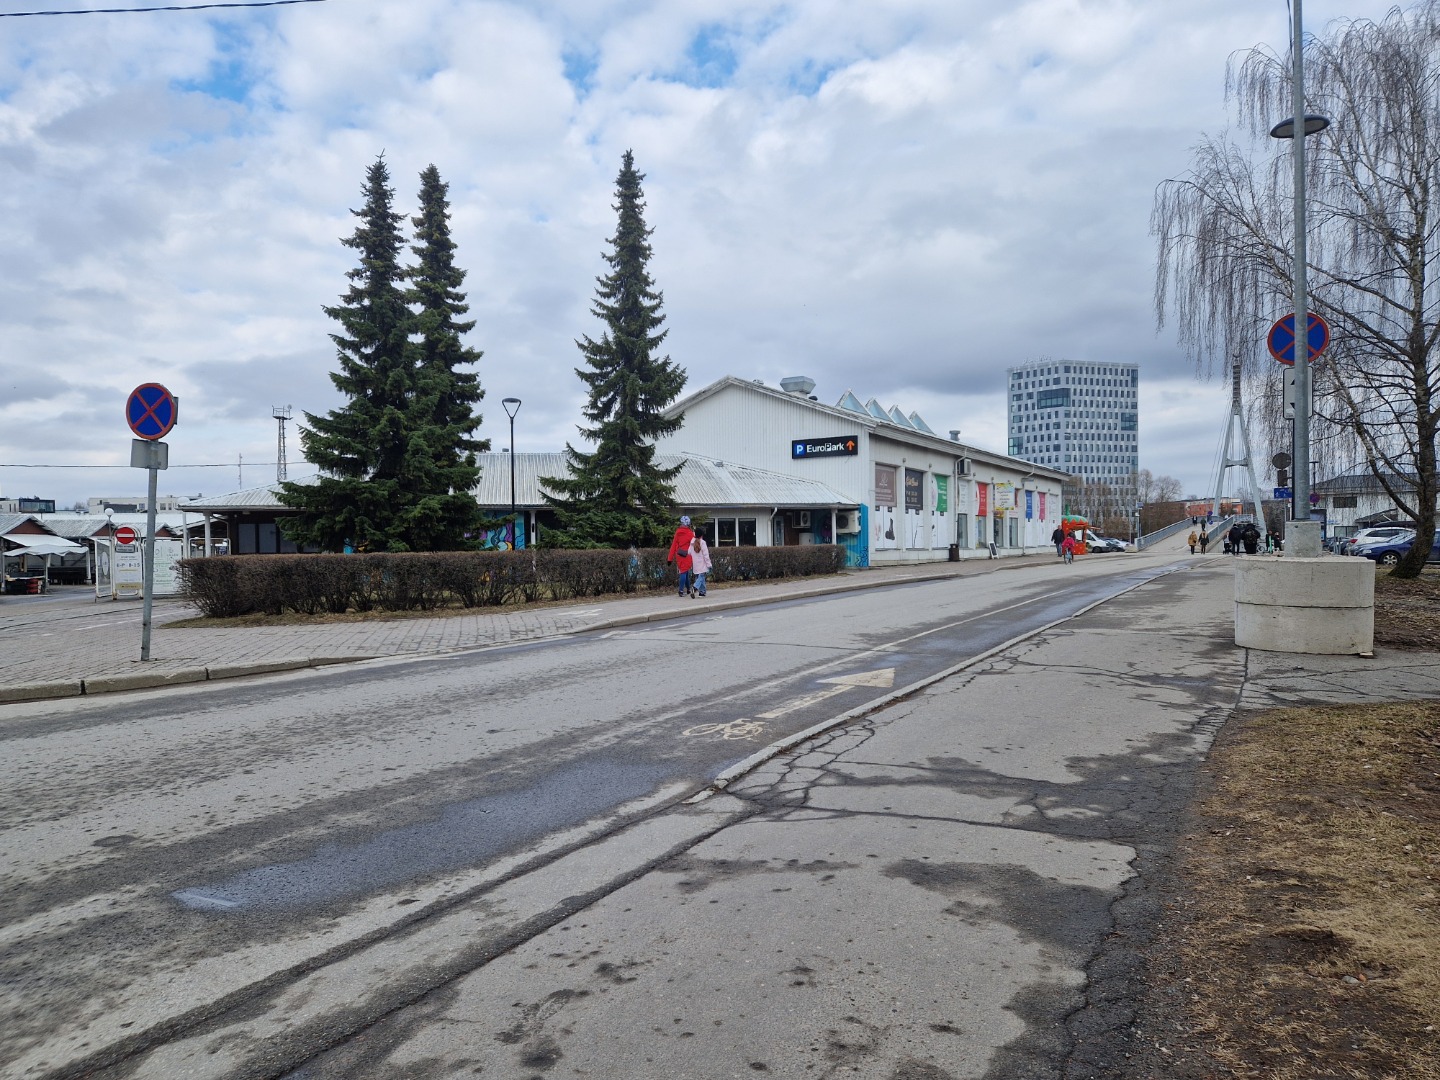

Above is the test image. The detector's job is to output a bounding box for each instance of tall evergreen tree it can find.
[279,156,486,552]
[399,163,488,548]
[542,150,688,547]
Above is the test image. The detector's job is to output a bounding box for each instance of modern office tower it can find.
[1005,360,1139,487]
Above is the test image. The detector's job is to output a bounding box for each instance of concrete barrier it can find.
[1234,557,1374,655]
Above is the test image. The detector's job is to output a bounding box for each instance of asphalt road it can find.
[1,554,1189,1080]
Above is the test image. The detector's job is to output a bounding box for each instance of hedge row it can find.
[177,545,847,618]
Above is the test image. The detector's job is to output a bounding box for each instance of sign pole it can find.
[125,381,178,663]
[1290,0,1313,530]
[142,461,158,661]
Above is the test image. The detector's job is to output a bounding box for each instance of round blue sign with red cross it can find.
[126,383,178,440]
[1267,312,1330,366]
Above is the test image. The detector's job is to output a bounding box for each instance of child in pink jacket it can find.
[689,534,712,597]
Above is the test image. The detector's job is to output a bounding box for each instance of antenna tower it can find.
[273,405,292,482]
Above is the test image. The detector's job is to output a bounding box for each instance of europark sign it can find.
[792,435,859,459]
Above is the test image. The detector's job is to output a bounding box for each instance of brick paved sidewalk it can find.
[3,554,1128,702]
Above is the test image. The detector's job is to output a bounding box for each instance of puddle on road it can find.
[172,759,672,912]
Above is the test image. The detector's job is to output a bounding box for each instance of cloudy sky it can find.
[0,0,1402,509]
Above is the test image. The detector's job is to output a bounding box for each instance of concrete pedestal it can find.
[1234,556,1374,655]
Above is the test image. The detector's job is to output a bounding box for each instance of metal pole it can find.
[501,397,521,549]
[1290,0,1312,523]
[141,463,158,661]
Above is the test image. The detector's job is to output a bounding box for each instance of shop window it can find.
[718,519,737,546]
[1008,517,1018,548]
[956,513,969,548]
[739,518,757,546]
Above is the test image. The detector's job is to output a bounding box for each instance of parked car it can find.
[1339,525,1413,555]
[1360,530,1440,566]
[1083,532,1125,553]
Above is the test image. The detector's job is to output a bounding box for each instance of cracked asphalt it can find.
[262,562,1245,1079]
[16,549,1430,1080]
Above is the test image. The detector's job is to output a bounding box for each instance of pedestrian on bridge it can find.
[1199,528,1210,553]
[1188,529,1198,554]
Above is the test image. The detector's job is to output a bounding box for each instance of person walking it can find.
[1187,528,1198,554]
[689,534,712,597]
[1061,533,1077,564]
[1199,527,1209,554]
[667,515,695,597]
[1228,523,1243,555]
[1051,525,1065,557]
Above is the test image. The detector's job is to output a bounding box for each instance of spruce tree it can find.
[279,156,485,552]
[542,150,687,547]
[399,163,488,548]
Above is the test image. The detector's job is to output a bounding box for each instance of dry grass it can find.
[1140,699,1440,1079]
[1373,567,1440,652]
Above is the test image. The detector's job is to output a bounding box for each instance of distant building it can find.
[85,495,191,514]
[1005,360,1139,488]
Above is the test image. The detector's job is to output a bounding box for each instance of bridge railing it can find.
[1137,517,1233,551]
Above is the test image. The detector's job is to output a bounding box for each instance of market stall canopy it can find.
[1,534,86,556]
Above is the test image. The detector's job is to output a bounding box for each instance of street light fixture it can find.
[501,397,521,549]
[1269,0,1330,551]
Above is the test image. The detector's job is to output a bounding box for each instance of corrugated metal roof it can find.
[473,453,853,508]
[186,457,854,514]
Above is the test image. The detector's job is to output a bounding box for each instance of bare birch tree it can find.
[1153,3,1440,577]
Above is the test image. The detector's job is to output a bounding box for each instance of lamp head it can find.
[502,397,522,419]
[1269,114,1331,139]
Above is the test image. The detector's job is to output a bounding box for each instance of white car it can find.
[1341,525,1412,554]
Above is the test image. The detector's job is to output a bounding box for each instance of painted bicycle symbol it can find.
[682,719,767,741]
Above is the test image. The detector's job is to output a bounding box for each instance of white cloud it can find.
[0,0,1397,506]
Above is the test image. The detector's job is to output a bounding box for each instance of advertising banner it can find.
[934,475,948,513]
[995,482,1015,514]
[904,469,923,511]
[1025,489,1034,520]
[874,465,897,507]
[1039,492,1047,520]
[977,483,989,518]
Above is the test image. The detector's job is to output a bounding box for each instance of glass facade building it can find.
[1005,360,1139,486]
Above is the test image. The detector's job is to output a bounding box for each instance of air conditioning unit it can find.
[955,457,973,478]
[836,511,861,535]
[790,510,811,529]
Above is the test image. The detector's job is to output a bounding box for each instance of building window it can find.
[1333,495,1359,508]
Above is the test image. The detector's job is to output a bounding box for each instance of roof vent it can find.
[949,430,962,441]
[780,376,816,396]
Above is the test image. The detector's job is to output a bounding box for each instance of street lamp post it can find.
[1270,0,1329,555]
[502,397,521,549]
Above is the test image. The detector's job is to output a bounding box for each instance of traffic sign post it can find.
[1267,312,1329,366]
[113,525,138,546]
[125,384,178,661]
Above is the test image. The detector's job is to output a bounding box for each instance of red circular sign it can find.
[113,526,138,545]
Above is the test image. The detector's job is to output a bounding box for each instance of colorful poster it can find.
[995,482,1015,513]
[904,469,923,511]
[934,475,948,514]
[1025,489,1034,520]
[977,483,989,518]
[874,465,897,507]
[1039,492,1047,520]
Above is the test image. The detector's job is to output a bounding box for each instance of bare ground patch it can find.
[1373,567,1440,652]
[1118,698,1440,1079]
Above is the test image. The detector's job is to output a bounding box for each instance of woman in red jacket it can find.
[667,515,695,597]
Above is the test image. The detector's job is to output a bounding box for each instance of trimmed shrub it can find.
[176,544,848,619]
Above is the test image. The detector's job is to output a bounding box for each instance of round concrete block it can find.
[1234,557,1375,654]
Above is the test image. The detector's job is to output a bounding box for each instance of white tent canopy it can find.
[2,534,86,556]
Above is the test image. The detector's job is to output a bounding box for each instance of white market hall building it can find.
[653,375,1070,567]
